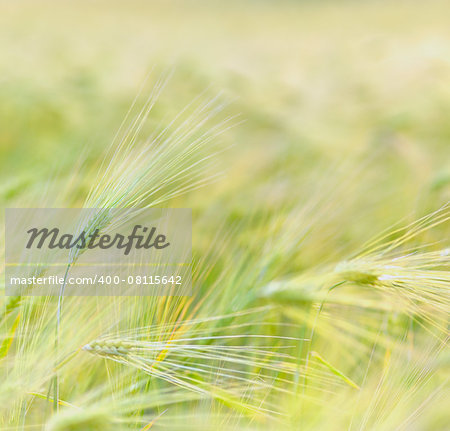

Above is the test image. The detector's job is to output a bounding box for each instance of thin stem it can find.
[52,263,71,412]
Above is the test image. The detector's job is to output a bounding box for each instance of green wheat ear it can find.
[82,339,134,357]
[333,260,380,285]
[68,209,113,264]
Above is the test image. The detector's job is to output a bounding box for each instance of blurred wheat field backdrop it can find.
[0,1,449,430]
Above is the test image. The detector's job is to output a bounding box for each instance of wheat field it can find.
[0,1,449,430]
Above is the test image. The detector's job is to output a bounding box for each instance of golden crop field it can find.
[0,1,449,430]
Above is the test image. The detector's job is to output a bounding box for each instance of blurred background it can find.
[1,0,449,212]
